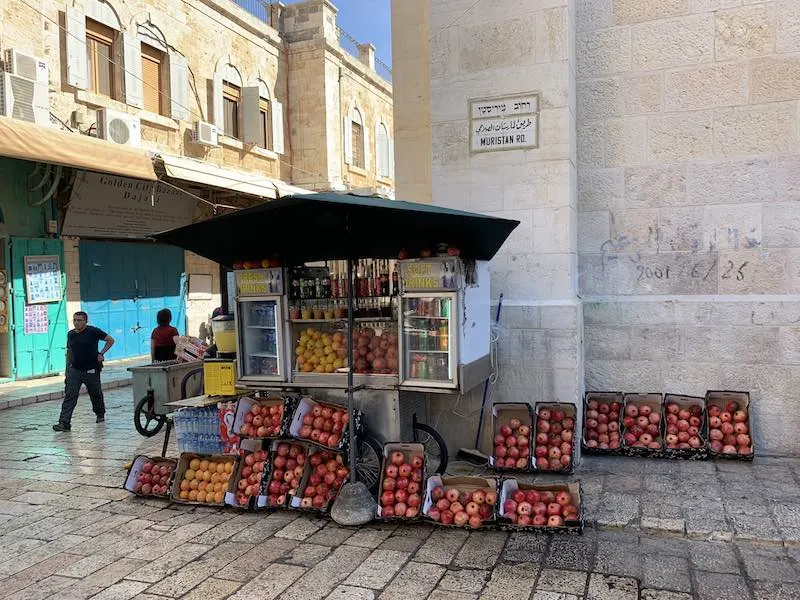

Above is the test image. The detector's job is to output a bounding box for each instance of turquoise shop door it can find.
[79,241,185,360]
[10,237,68,379]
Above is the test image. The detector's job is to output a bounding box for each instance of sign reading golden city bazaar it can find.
[469,92,540,153]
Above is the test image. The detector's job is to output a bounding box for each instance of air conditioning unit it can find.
[96,108,141,147]
[4,49,48,84]
[0,72,49,125]
[192,121,218,147]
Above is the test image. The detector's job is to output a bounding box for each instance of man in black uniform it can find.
[53,311,115,432]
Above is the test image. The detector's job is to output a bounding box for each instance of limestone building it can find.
[392,0,800,456]
[0,0,392,380]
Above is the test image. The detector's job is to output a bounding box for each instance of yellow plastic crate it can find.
[203,360,237,396]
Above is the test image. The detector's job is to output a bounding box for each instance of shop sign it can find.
[400,259,459,291]
[235,268,283,297]
[24,255,62,304]
[24,304,48,334]
[469,93,540,153]
[62,171,194,239]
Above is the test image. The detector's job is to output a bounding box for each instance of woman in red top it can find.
[151,309,179,361]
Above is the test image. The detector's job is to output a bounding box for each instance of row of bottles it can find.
[289,259,400,301]
[290,297,396,321]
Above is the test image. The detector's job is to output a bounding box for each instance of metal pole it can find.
[347,256,357,479]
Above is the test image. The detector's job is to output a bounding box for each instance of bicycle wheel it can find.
[355,435,383,494]
[134,395,166,437]
[412,422,449,475]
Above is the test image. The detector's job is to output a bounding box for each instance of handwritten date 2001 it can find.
[636,265,670,281]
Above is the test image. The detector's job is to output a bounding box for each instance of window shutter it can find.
[374,123,382,176]
[241,86,261,145]
[122,32,143,108]
[363,124,370,172]
[272,100,284,155]
[212,73,224,131]
[389,138,394,179]
[65,5,87,89]
[344,111,353,165]
[169,53,190,121]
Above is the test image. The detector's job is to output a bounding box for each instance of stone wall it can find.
[406,0,584,455]
[576,0,800,455]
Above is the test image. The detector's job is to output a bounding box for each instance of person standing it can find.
[151,308,179,361]
[53,311,115,432]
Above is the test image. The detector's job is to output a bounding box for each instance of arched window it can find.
[345,107,366,169]
[213,62,243,138]
[66,0,123,98]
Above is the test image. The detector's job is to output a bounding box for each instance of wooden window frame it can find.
[141,44,166,115]
[86,18,116,99]
[351,120,365,169]
[223,82,240,139]
[258,98,271,150]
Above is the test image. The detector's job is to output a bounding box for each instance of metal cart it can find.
[128,360,204,455]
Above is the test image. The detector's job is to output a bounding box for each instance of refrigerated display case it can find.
[398,258,491,391]
[400,294,457,388]
[233,268,287,383]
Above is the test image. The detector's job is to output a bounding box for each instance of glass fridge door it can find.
[401,295,456,387]
[238,299,281,379]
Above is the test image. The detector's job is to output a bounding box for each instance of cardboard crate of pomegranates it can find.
[705,391,754,460]
[171,453,238,506]
[423,475,498,529]
[377,443,426,520]
[289,396,363,454]
[489,403,533,472]
[288,445,350,513]
[260,440,311,509]
[581,392,624,455]
[663,394,708,460]
[621,393,665,457]
[124,455,177,498]
[497,479,583,534]
[533,402,577,474]
[232,395,296,440]
[225,439,270,510]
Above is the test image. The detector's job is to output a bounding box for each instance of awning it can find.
[0,116,157,181]
[153,153,311,200]
[152,192,520,264]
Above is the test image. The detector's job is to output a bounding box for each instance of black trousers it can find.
[58,367,105,426]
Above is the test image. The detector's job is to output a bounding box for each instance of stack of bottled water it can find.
[174,407,223,454]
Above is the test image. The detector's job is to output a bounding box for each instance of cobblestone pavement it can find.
[1,388,799,599]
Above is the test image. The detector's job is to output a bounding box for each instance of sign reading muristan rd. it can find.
[469,93,540,153]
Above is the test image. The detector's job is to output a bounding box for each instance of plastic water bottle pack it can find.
[174,407,224,454]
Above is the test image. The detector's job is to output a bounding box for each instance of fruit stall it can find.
[129,192,753,532]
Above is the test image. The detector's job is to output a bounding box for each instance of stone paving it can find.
[0,388,799,599]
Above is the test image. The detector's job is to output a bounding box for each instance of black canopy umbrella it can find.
[152,192,519,524]
[151,192,519,265]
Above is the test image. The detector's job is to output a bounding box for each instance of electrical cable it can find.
[430,0,484,38]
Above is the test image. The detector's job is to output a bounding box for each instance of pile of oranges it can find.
[295,329,348,374]
[177,457,234,504]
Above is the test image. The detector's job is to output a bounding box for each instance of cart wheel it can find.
[355,435,383,494]
[134,395,166,437]
[413,422,449,475]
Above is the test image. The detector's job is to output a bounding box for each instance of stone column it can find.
[424,0,583,454]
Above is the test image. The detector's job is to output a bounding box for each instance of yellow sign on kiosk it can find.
[203,360,237,396]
